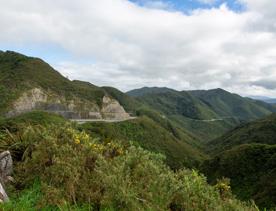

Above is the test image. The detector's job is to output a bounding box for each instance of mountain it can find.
[207,113,276,154]
[0,51,134,120]
[265,99,276,104]
[249,96,276,104]
[127,86,176,97]
[129,88,218,120]
[0,50,275,209]
[127,87,276,141]
[0,51,205,169]
[188,89,276,120]
[202,114,276,208]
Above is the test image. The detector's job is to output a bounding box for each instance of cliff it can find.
[7,88,130,120]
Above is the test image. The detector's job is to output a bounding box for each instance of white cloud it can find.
[0,0,276,97]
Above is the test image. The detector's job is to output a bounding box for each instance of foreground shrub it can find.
[1,125,258,210]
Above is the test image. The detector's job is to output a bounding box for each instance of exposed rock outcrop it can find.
[101,96,130,119]
[7,88,130,120]
[0,151,13,203]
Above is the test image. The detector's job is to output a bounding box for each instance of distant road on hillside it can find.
[71,117,137,124]
[184,116,239,122]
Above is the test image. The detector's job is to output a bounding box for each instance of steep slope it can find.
[202,114,276,209]
[0,51,207,170]
[188,89,276,120]
[128,87,220,120]
[0,51,130,120]
[102,86,142,114]
[207,113,276,154]
[0,118,256,210]
[127,87,276,141]
[202,144,276,209]
[80,116,206,169]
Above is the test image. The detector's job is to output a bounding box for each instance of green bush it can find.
[1,124,257,210]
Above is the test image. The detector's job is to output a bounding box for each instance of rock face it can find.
[0,151,13,203]
[101,96,130,119]
[7,88,130,120]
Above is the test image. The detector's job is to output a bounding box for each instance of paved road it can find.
[71,117,137,124]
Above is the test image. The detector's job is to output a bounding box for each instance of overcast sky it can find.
[0,0,276,97]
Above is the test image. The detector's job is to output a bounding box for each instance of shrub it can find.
[1,124,258,210]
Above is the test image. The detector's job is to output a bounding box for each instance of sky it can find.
[0,0,276,97]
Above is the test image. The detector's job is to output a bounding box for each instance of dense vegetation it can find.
[0,113,257,210]
[202,114,276,209]
[79,116,205,169]
[188,89,276,120]
[1,51,276,210]
[127,87,276,141]
[202,144,276,209]
[0,51,119,113]
[1,51,275,141]
[207,113,276,154]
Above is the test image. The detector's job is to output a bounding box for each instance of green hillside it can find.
[0,51,141,115]
[202,144,276,209]
[0,111,66,131]
[80,116,206,169]
[127,86,177,97]
[207,113,276,154]
[0,51,105,112]
[128,89,218,120]
[0,51,207,170]
[202,114,276,209]
[127,87,276,141]
[1,51,276,209]
[188,89,276,120]
[0,112,256,210]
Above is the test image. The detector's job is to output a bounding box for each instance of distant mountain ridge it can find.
[249,96,276,104]
[127,87,176,97]
[127,87,276,141]
[128,87,276,120]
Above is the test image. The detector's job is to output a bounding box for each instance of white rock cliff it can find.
[7,88,130,120]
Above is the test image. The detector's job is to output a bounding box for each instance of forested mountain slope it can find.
[202,114,276,209]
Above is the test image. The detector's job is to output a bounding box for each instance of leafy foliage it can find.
[0,123,257,210]
[202,144,276,209]
[79,116,205,169]
[202,114,276,209]
[207,113,276,154]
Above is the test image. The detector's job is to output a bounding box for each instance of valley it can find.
[0,51,275,210]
